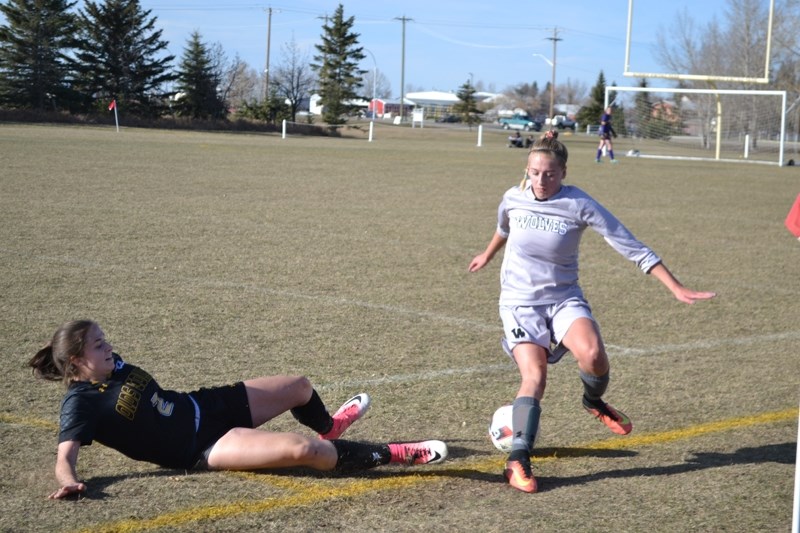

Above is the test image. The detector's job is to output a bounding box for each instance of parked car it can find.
[437,114,461,123]
[498,113,541,131]
[550,114,576,130]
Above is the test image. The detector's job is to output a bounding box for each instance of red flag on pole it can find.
[108,99,116,111]
[786,193,800,238]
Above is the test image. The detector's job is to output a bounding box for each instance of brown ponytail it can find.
[28,320,95,386]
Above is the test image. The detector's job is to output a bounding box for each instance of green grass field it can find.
[1,122,798,532]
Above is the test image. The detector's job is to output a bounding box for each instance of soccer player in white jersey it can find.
[468,131,715,493]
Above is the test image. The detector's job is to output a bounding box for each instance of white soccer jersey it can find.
[496,183,662,306]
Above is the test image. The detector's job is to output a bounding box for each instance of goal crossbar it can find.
[624,0,775,84]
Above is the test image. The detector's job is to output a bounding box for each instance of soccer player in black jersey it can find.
[30,320,448,499]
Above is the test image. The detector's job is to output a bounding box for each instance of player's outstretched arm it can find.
[50,440,86,499]
[649,263,716,304]
[469,232,507,272]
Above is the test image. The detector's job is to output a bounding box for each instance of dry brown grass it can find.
[0,122,797,532]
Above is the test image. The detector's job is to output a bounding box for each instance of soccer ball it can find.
[488,405,514,452]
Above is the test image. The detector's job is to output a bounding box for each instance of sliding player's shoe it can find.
[388,440,448,465]
[504,456,537,493]
[583,397,632,435]
[319,393,371,440]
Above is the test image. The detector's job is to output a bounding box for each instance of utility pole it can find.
[394,16,412,123]
[316,14,329,91]
[546,27,561,123]
[264,7,273,101]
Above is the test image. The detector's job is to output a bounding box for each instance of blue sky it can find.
[38,1,759,96]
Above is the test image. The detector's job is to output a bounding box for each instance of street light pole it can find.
[364,48,377,121]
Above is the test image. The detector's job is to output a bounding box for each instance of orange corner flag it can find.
[108,99,116,111]
[786,193,800,238]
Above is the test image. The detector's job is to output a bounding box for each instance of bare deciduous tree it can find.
[223,58,260,112]
[361,69,391,100]
[502,81,544,115]
[208,44,260,112]
[274,37,316,122]
[559,77,589,107]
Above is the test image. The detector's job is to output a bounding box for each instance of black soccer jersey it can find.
[58,353,199,469]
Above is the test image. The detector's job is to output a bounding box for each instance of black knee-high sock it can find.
[580,370,609,406]
[510,396,541,457]
[290,389,334,434]
[331,440,391,472]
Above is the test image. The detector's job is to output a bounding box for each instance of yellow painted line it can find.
[77,476,439,533]
[74,407,798,533]
[0,412,57,431]
[581,407,798,451]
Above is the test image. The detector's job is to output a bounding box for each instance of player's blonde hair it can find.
[520,130,568,190]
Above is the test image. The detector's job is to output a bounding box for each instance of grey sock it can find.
[580,370,609,404]
[510,396,541,453]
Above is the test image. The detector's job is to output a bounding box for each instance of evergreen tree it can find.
[0,0,77,110]
[72,0,175,116]
[310,4,365,125]
[174,31,226,119]
[633,78,655,138]
[452,79,482,128]
[612,102,628,137]
[238,88,291,125]
[575,71,607,128]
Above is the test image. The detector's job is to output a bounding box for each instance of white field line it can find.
[0,248,499,332]
[5,249,800,391]
[318,330,800,390]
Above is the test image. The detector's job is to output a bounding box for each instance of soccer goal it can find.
[624,0,775,84]
[607,86,788,166]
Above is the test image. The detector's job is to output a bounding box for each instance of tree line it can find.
[2,0,799,134]
[0,1,368,126]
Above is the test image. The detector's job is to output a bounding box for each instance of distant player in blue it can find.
[596,106,617,163]
[469,131,715,493]
[30,320,448,499]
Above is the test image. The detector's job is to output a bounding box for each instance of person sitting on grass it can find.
[29,320,448,499]
[508,131,524,148]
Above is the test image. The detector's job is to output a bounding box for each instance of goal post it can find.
[606,86,788,166]
[624,0,775,84]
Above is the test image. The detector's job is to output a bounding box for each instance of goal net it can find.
[607,86,788,166]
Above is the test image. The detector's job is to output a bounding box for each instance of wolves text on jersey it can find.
[512,214,568,235]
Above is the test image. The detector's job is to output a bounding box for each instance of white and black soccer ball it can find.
[488,405,514,452]
[488,404,540,452]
